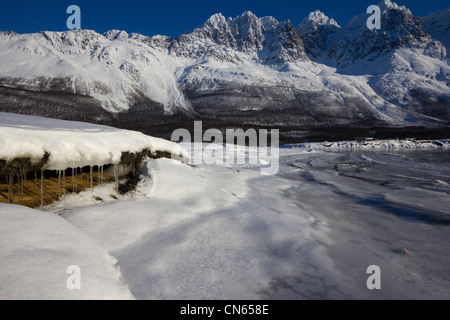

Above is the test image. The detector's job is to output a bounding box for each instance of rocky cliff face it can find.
[167,11,308,63]
[295,10,341,58]
[328,0,446,67]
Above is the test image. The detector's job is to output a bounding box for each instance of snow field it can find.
[57,157,345,299]
[0,204,134,300]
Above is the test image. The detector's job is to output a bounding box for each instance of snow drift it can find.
[0,112,188,171]
[0,203,134,300]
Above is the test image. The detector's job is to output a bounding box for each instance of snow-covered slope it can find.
[0,30,190,112]
[0,1,448,140]
[0,203,134,299]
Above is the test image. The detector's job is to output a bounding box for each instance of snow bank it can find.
[0,203,134,300]
[0,113,188,170]
[58,157,345,300]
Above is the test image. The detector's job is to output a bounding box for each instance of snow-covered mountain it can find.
[421,7,450,51]
[295,10,341,58]
[0,0,448,142]
[328,0,446,67]
[323,1,449,121]
[0,29,189,113]
[166,11,308,64]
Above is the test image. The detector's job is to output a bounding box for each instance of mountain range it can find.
[0,0,448,142]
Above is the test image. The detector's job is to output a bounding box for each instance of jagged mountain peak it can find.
[226,11,264,34]
[259,16,279,27]
[238,11,259,20]
[228,11,265,32]
[343,0,412,31]
[104,29,129,41]
[296,10,341,58]
[38,29,101,41]
[0,30,18,36]
[204,13,228,29]
[167,11,308,63]
[328,0,446,67]
[303,10,340,28]
[228,12,265,53]
[377,0,411,14]
[421,7,450,50]
[33,29,104,56]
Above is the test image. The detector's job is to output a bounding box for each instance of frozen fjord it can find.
[50,145,450,300]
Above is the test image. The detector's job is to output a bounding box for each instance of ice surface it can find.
[51,146,450,299]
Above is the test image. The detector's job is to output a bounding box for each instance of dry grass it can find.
[0,169,114,208]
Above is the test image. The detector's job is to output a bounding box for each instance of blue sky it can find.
[0,0,447,37]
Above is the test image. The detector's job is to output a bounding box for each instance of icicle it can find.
[75,168,78,193]
[63,170,66,197]
[101,165,104,185]
[16,173,21,205]
[3,174,6,203]
[21,170,25,197]
[18,171,22,197]
[90,166,93,189]
[58,170,61,199]
[71,168,75,194]
[34,170,37,188]
[114,164,119,191]
[7,173,13,204]
[21,172,23,196]
[2,175,6,203]
[40,169,44,209]
[11,173,15,204]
